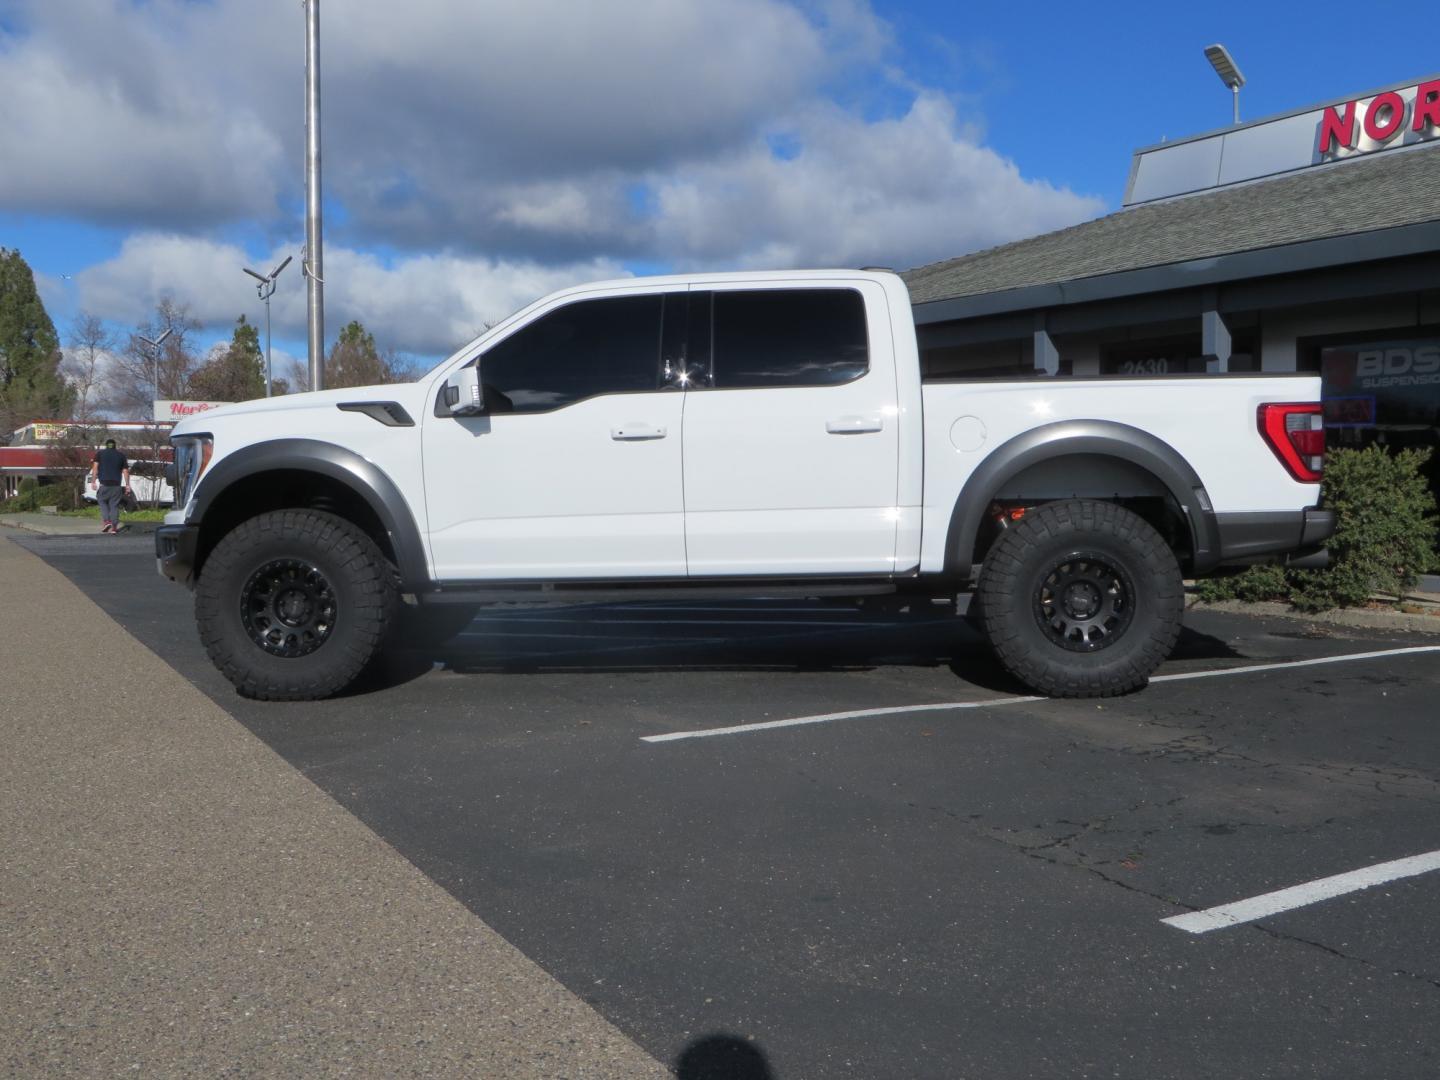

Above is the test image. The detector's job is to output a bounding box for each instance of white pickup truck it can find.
[84,471,174,509]
[156,270,1333,701]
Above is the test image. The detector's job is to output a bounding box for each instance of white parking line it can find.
[1149,645,1440,684]
[641,644,1440,743]
[641,695,1043,743]
[1162,850,1440,934]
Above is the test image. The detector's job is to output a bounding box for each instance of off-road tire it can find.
[196,509,397,700]
[976,499,1183,698]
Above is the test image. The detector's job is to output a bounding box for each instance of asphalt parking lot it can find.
[15,530,1440,1079]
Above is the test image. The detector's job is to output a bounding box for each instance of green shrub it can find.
[1,479,78,513]
[1196,564,1289,603]
[1196,447,1438,612]
[1296,446,1436,608]
[2,478,41,512]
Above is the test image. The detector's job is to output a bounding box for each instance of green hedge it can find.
[1198,446,1438,611]
[0,479,78,513]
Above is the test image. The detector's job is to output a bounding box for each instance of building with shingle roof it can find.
[900,73,1440,399]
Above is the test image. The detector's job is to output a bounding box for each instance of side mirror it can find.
[443,367,485,416]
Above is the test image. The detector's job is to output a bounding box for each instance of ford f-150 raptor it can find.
[156,270,1333,700]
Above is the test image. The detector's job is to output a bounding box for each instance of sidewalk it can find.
[1187,577,1440,636]
[0,512,158,536]
[0,536,666,1078]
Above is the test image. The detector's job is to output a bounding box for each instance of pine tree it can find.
[0,248,72,434]
[189,315,266,402]
[326,320,390,388]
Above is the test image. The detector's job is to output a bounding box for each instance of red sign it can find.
[152,399,232,421]
[1318,79,1440,154]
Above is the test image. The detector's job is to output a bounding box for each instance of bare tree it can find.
[63,313,113,424]
[47,421,111,508]
[278,354,311,394]
[107,298,202,419]
[381,346,425,384]
[129,422,174,509]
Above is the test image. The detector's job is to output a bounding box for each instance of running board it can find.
[416,580,902,606]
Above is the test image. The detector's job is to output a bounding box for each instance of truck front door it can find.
[422,291,685,581]
[680,282,901,576]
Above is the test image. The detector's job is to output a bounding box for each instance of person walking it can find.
[90,439,131,534]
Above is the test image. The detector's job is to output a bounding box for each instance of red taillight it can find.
[1258,403,1324,483]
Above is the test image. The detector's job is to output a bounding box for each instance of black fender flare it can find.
[190,438,432,589]
[944,420,1221,579]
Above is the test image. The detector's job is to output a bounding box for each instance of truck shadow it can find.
[356,599,1244,696]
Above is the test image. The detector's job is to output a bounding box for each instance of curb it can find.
[1188,598,1440,635]
[0,516,160,537]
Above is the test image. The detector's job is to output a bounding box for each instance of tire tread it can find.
[195,509,396,700]
[976,499,1183,698]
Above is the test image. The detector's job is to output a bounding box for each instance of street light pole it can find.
[243,256,293,397]
[137,328,173,411]
[303,0,325,391]
[1204,44,1246,125]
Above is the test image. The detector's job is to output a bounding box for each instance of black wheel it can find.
[196,509,397,700]
[975,499,1183,697]
[397,603,479,648]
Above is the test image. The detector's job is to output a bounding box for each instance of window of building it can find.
[1099,330,1256,375]
[1100,334,1204,376]
[705,289,868,389]
[1312,327,1440,439]
[478,295,664,413]
[921,340,1033,380]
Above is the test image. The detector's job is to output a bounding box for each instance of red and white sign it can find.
[1317,79,1440,156]
[153,400,232,421]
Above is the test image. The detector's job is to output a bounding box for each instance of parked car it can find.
[84,470,174,510]
[155,270,1332,700]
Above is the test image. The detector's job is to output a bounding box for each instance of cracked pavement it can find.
[11,529,1440,1079]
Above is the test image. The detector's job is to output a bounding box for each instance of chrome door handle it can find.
[825,416,883,434]
[611,424,667,440]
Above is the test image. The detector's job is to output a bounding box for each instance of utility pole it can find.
[304,0,325,390]
[243,256,293,397]
[138,328,173,409]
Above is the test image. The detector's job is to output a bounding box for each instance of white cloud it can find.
[74,233,628,356]
[648,94,1104,270]
[0,0,285,225]
[4,0,1105,333]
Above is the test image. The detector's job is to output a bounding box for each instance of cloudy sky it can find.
[2,0,1436,370]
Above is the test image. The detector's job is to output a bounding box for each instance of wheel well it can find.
[194,469,397,579]
[970,454,1195,572]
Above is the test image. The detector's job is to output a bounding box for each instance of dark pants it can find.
[98,485,124,526]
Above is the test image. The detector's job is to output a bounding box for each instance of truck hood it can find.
[170,382,431,436]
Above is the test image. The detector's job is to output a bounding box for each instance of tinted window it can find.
[709,289,868,389]
[479,295,663,413]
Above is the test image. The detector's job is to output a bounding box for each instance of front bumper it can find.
[155,523,201,587]
[1214,507,1337,566]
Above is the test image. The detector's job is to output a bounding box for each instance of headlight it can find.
[171,434,214,510]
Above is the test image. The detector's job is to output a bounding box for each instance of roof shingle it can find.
[901,143,1440,306]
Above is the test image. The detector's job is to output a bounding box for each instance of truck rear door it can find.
[680,280,902,576]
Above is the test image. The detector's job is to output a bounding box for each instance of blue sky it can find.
[1,0,1436,390]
